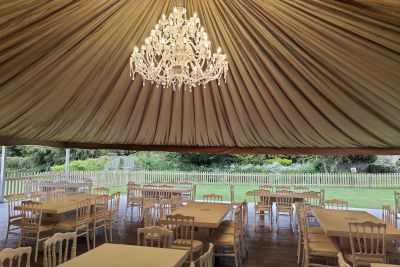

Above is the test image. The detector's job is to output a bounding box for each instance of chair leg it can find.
[34,232,40,262]
[104,225,108,243]
[3,224,10,248]
[254,211,257,231]
[93,226,96,248]
[109,221,113,243]
[86,230,90,251]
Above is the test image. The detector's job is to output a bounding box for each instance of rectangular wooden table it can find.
[15,193,97,214]
[159,202,231,239]
[58,243,188,267]
[312,208,400,239]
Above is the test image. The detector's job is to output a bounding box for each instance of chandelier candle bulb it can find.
[130,5,228,91]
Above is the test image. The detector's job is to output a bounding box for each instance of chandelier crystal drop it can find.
[130,5,229,92]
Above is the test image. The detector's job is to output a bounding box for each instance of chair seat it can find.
[172,239,203,251]
[56,219,87,231]
[208,233,235,246]
[308,227,325,234]
[277,206,293,212]
[10,218,22,226]
[344,251,385,264]
[308,238,340,257]
[255,205,272,211]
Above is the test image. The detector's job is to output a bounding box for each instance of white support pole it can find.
[65,148,70,181]
[0,146,6,202]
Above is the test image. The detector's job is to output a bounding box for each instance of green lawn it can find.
[110,185,397,209]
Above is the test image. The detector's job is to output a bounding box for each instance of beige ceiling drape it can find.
[0,0,399,154]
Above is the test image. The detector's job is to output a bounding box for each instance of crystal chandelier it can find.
[130,3,228,91]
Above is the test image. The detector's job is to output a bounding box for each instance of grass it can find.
[109,185,397,209]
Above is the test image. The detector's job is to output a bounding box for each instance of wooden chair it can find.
[107,192,121,242]
[324,199,348,210]
[30,191,47,202]
[137,226,173,248]
[142,199,159,227]
[43,232,77,267]
[338,252,351,267]
[382,205,397,227]
[250,189,273,231]
[259,184,273,190]
[294,185,310,193]
[202,194,223,203]
[0,246,31,267]
[93,187,110,196]
[166,214,203,262]
[90,195,109,248]
[301,213,340,267]
[395,191,400,216]
[20,200,55,262]
[3,194,27,248]
[159,185,173,200]
[345,221,387,266]
[179,182,194,200]
[49,188,66,199]
[189,243,214,267]
[159,198,174,219]
[125,182,143,222]
[209,208,242,267]
[142,185,158,200]
[276,190,294,232]
[55,199,91,251]
[302,191,321,207]
[229,185,242,219]
[275,185,290,191]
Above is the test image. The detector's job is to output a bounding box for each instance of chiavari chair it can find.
[142,185,158,200]
[276,190,295,232]
[20,201,55,262]
[324,199,348,210]
[107,192,121,242]
[259,184,273,190]
[275,185,290,191]
[30,191,47,202]
[0,246,31,267]
[43,232,77,267]
[142,199,159,227]
[159,185,173,200]
[55,199,91,251]
[49,188,66,199]
[126,182,143,222]
[338,252,351,267]
[3,194,27,248]
[189,243,214,267]
[179,182,194,200]
[137,226,173,248]
[382,205,400,263]
[250,189,273,231]
[346,221,387,266]
[302,191,321,207]
[202,194,223,203]
[209,208,242,267]
[93,187,110,196]
[90,195,109,248]
[293,185,310,193]
[166,214,203,262]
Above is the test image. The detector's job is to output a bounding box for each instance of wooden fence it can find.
[3,170,400,197]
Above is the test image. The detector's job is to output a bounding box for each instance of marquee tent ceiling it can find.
[0,0,399,154]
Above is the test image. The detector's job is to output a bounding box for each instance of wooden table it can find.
[58,243,188,267]
[159,202,231,239]
[371,264,399,267]
[312,208,400,239]
[15,194,97,214]
[245,191,304,202]
[141,187,193,194]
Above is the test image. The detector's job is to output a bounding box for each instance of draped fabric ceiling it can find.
[0,0,399,155]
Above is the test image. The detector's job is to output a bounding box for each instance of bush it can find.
[51,156,109,171]
[397,161,400,167]
[367,164,393,173]
[266,157,292,166]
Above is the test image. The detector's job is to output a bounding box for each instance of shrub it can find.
[367,164,393,173]
[266,157,292,166]
[51,156,109,171]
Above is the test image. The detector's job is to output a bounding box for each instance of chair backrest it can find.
[302,191,321,207]
[6,194,27,220]
[276,190,294,207]
[324,199,348,210]
[382,205,397,227]
[337,252,351,267]
[250,189,271,207]
[159,198,173,218]
[230,185,235,204]
[137,226,173,248]
[275,185,290,191]
[293,185,309,193]
[143,200,158,227]
[259,184,273,190]
[43,232,77,267]
[0,247,32,267]
[159,185,173,199]
[50,188,66,199]
[127,182,142,199]
[93,195,109,221]
[198,243,214,267]
[109,192,120,217]
[166,214,195,249]
[348,221,386,262]
[93,187,110,196]
[142,185,158,199]
[241,200,248,226]
[30,191,47,202]
[75,199,91,228]
[202,194,223,203]
[395,191,400,214]
[21,201,43,229]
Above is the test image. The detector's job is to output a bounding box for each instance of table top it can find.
[58,244,188,267]
[371,264,399,267]
[141,187,193,193]
[312,208,400,238]
[160,202,231,228]
[15,194,97,214]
